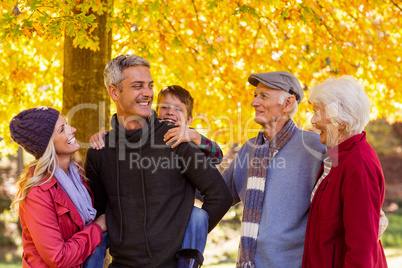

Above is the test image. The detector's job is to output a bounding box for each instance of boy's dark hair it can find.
[156,85,194,118]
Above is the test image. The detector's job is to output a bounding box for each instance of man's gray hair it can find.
[104,54,151,91]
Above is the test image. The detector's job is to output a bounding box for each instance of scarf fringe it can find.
[237,261,255,268]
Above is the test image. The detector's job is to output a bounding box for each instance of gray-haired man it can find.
[85,54,232,267]
[222,71,326,268]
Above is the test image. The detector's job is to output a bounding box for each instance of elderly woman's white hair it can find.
[308,75,371,136]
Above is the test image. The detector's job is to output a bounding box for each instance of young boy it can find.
[89,85,223,267]
[157,85,222,164]
[90,85,223,164]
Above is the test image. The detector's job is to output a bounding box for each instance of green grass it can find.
[0,205,401,267]
[0,262,21,268]
[381,202,402,248]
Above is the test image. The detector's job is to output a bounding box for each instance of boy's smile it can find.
[158,94,192,125]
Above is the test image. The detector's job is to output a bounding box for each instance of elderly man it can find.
[222,71,326,268]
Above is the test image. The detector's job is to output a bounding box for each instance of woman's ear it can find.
[338,123,347,131]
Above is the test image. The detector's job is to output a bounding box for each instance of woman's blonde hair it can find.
[11,136,87,211]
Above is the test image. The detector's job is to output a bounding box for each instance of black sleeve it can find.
[85,148,107,217]
[176,144,233,232]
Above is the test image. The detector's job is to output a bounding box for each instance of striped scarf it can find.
[237,119,296,268]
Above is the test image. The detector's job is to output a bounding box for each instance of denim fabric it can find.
[181,207,209,253]
[83,232,110,268]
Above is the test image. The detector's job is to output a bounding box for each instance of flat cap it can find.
[248,71,304,103]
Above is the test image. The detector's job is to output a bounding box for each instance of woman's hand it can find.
[94,214,107,232]
[378,209,388,241]
[89,130,108,150]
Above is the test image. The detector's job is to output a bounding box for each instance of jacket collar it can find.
[326,131,366,166]
[109,110,164,144]
[29,165,92,201]
[27,167,57,191]
[37,171,90,229]
[39,176,58,190]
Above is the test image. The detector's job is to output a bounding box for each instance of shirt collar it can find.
[262,134,268,144]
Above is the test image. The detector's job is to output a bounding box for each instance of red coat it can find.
[302,132,387,268]
[19,173,103,268]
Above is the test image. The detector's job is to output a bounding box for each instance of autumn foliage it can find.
[1,0,401,154]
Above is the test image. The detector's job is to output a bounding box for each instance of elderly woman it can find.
[302,76,387,267]
[10,107,108,267]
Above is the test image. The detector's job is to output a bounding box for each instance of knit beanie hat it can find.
[9,107,60,159]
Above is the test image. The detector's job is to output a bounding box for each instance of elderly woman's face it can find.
[311,103,341,148]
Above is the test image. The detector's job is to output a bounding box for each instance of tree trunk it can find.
[63,0,112,157]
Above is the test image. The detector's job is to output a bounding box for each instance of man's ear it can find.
[186,115,193,126]
[108,85,119,101]
[284,96,296,113]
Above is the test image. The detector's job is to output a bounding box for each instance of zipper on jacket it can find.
[139,134,153,258]
[304,174,330,267]
[116,140,123,242]
[304,180,322,268]
[321,180,329,191]
[315,180,329,212]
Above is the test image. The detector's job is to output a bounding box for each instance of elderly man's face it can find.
[251,83,286,126]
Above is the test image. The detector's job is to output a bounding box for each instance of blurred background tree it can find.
[1,0,402,266]
[1,0,401,154]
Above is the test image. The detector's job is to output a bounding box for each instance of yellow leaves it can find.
[21,25,32,37]
[10,67,36,83]
[0,32,63,155]
[1,0,402,155]
[1,0,104,51]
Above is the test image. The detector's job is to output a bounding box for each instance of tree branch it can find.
[390,0,402,12]
[191,0,206,36]
[311,1,343,42]
[160,13,199,63]
[252,20,261,54]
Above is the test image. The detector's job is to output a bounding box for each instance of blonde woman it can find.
[10,107,107,268]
